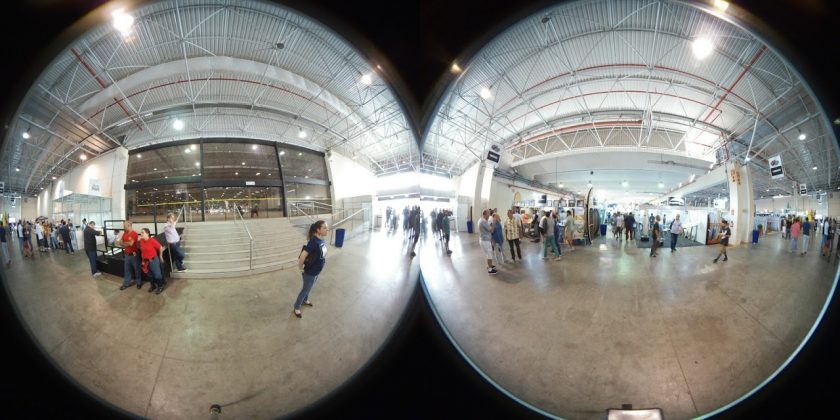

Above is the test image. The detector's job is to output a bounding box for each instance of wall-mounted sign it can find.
[799,183,807,195]
[769,155,784,179]
[486,150,500,163]
[88,179,101,196]
[245,181,256,186]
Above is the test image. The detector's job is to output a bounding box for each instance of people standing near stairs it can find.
[84,221,101,276]
[139,228,166,295]
[294,220,329,318]
[164,213,187,272]
[118,220,142,291]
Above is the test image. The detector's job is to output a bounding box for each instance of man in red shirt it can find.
[139,228,166,295]
[117,220,141,290]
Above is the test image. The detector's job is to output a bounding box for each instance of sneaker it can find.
[155,286,165,295]
[293,309,302,318]
[136,282,143,289]
[119,285,129,291]
[93,272,102,277]
[723,257,728,261]
[554,257,562,261]
[410,252,416,257]
[488,268,498,275]
[446,250,453,255]
[177,267,187,272]
[713,258,718,263]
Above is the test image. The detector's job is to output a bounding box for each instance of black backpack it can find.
[299,243,319,269]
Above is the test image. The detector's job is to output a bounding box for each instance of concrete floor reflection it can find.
[419,230,836,419]
[1,228,417,418]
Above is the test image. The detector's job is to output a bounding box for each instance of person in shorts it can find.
[713,220,731,263]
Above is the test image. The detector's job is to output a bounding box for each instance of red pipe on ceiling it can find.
[703,45,767,123]
[71,47,142,131]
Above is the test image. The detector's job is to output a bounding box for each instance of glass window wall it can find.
[203,143,279,180]
[203,186,283,220]
[127,143,202,184]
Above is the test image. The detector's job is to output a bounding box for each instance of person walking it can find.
[615,212,624,241]
[0,223,10,267]
[294,220,329,318]
[565,210,576,251]
[478,210,497,275]
[59,221,74,253]
[504,209,522,262]
[163,213,187,272]
[625,212,636,241]
[822,218,832,256]
[84,221,102,277]
[540,211,561,260]
[117,220,142,290]
[801,218,811,256]
[713,220,731,263]
[138,228,166,294]
[552,211,564,255]
[669,214,683,252]
[789,217,801,253]
[35,222,45,252]
[442,210,453,255]
[491,213,506,264]
[16,221,24,253]
[650,215,661,257]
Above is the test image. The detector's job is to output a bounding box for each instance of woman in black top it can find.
[293,221,329,318]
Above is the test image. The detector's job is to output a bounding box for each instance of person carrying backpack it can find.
[294,220,329,318]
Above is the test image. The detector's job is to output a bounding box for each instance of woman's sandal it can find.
[293,309,302,318]
[303,300,313,307]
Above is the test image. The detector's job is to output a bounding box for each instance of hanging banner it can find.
[799,183,807,195]
[769,155,784,179]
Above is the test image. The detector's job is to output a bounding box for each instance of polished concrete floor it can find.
[419,230,837,419]
[1,229,417,419]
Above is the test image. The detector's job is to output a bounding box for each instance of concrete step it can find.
[184,246,301,260]
[170,257,299,279]
[181,236,306,252]
[181,250,300,270]
[183,231,301,241]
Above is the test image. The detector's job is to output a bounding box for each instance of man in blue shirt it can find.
[801,218,811,256]
[0,223,10,267]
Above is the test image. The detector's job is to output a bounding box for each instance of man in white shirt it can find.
[163,213,187,271]
[35,222,45,252]
[669,214,683,252]
[478,210,497,275]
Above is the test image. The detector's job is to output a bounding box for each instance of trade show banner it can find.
[769,155,784,179]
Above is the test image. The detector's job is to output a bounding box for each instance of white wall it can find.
[36,147,129,221]
[327,151,376,199]
[21,197,37,220]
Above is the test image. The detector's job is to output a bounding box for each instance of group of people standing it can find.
[4,219,79,259]
[112,213,187,294]
[476,207,577,275]
[429,208,454,255]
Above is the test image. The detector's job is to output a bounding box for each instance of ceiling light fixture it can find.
[451,63,462,74]
[252,145,258,150]
[195,162,200,167]
[185,148,191,153]
[112,9,134,37]
[479,86,492,99]
[745,156,751,162]
[298,152,302,156]
[15,167,20,172]
[798,132,807,141]
[52,176,56,180]
[621,180,628,187]
[137,154,142,158]
[813,166,818,170]
[558,183,563,188]
[22,130,30,139]
[191,144,197,151]
[172,119,184,131]
[153,168,157,171]
[241,162,245,165]
[298,128,307,139]
[713,0,730,11]
[279,151,285,156]
[80,154,87,161]
[692,37,714,60]
[658,181,664,188]
[360,73,372,85]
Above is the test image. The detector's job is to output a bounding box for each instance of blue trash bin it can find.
[600,224,607,236]
[334,228,346,248]
[752,229,759,244]
[467,220,474,234]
